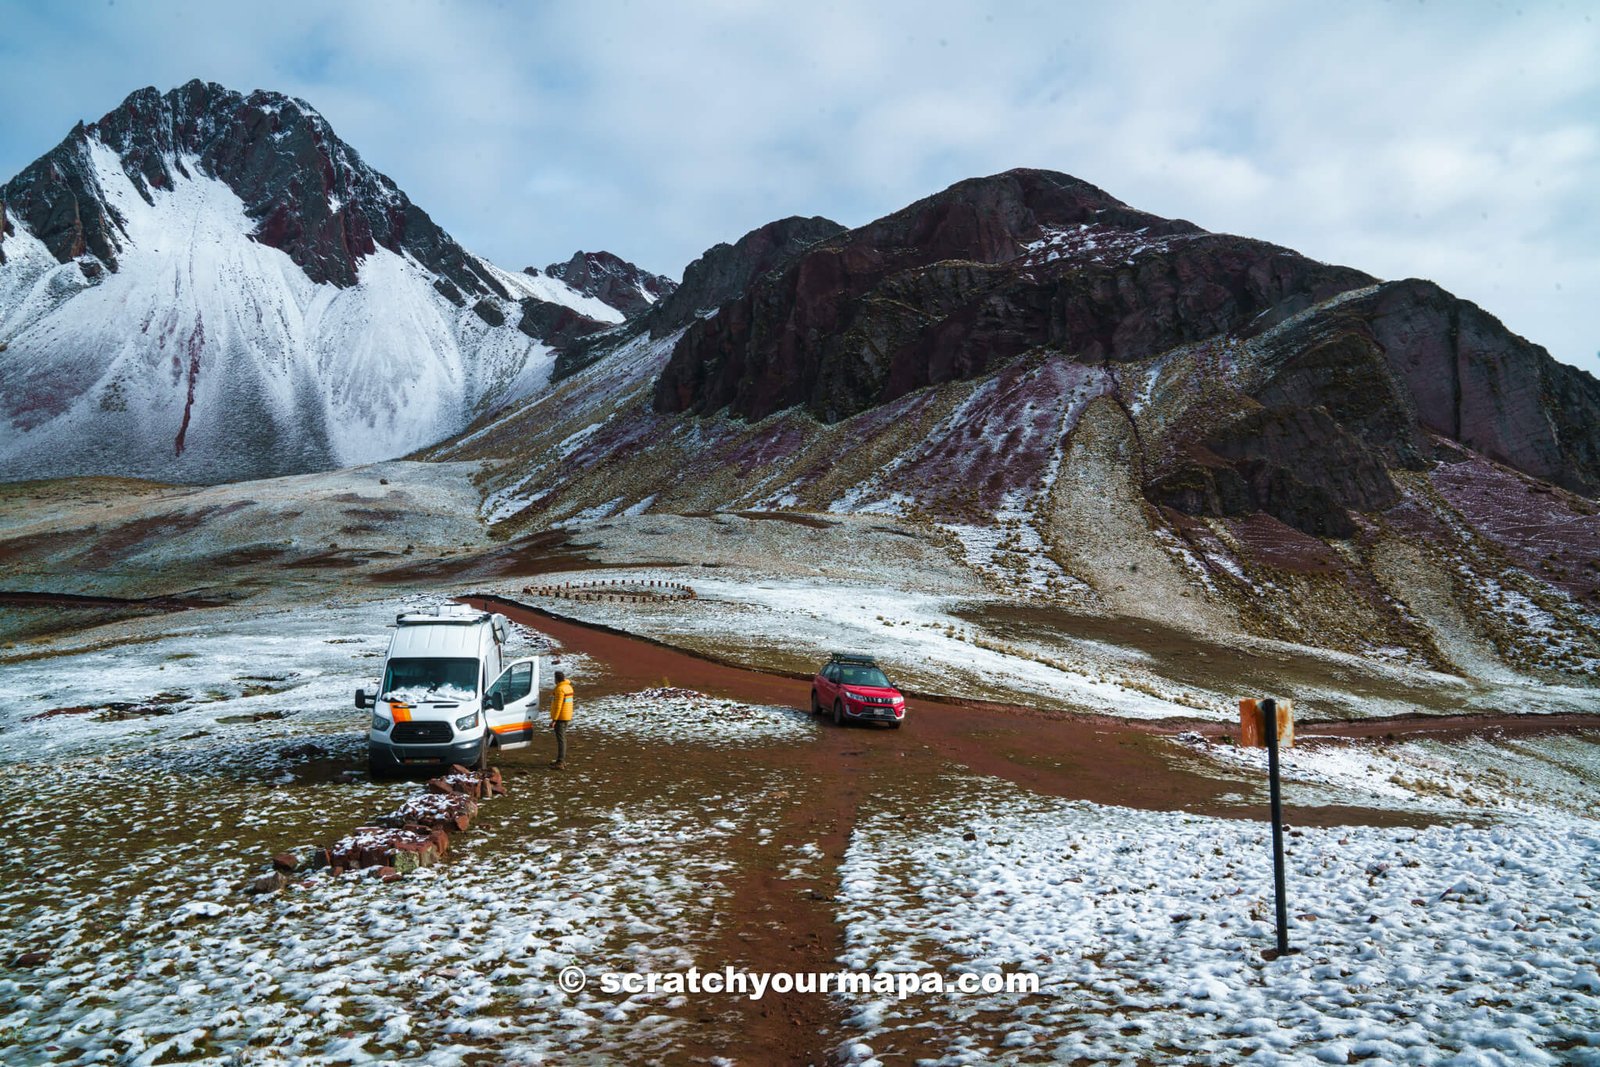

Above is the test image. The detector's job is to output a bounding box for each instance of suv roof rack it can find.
[830,652,878,666]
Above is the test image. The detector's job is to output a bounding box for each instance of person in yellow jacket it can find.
[548,670,575,769]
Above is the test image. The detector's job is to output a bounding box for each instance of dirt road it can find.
[465,593,1600,1065]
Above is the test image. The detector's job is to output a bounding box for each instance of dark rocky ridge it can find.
[648,215,845,338]
[545,215,845,384]
[1145,279,1600,534]
[653,170,1369,422]
[539,250,676,318]
[518,297,611,352]
[0,79,506,298]
[1356,280,1600,496]
[651,168,1600,535]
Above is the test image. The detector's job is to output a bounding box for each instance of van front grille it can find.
[392,721,452,744]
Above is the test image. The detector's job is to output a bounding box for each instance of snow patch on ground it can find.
[1017,223,1192,271]
[836,773,1600,1065]
[582,690,819,747]
[1182,731,1600,820]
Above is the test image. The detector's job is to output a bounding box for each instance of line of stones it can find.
[245,765,507,894]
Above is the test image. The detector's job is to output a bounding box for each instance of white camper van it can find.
[355,605,540,776]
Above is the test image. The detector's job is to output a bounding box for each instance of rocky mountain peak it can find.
[652,168,1365,424]
[647,214,846,337]
[0,80,619,484]
[537,250,676,318]
[857,167,1195,265]
[1,79,505,297]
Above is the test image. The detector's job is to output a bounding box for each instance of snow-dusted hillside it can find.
[425,181,1600,690]
[0,82,624,484]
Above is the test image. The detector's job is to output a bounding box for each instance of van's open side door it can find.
[485,658,538,748]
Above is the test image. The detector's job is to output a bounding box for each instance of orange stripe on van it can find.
[391,704,412,723]
[490,721,532,734]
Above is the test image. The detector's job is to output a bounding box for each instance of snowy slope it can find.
[0,90,613,484]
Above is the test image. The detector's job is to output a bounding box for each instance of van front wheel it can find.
[474,736,490,772]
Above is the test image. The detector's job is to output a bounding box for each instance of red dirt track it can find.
[469,594,1600,820]
[466,593,1600,1065]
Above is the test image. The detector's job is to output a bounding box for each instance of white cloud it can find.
[1,0,1595,374]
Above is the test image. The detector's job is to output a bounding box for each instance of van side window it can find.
[489,662,533,704]
[507,662,532,701]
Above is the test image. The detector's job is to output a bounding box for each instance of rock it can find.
[13,950,50,968]
[540,250,677,318]
[391,843,439,873]
[22,705,96,723]
[271,852,300,873]
[394,788,478,833]
[1346,279,1600,496]
[646,215,845,340]
[1147,404,1401,537]
[471,299,506,327]
[248,871,287,895]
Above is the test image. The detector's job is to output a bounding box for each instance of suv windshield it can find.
[838,665,891,688]
[381,658,479,702]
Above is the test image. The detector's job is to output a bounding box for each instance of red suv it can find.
[811,653,906,728]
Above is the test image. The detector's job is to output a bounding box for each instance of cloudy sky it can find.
[3,0,1596,375]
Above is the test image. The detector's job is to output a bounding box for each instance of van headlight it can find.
[455,712,478,731]
[371,713,392,732]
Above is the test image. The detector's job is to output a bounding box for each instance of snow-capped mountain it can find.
[0,80,630,484]
[535,251,677,318]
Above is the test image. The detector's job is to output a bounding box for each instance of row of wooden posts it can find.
[522,579,696,602]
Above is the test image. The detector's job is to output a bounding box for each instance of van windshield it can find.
[381,658,479,703]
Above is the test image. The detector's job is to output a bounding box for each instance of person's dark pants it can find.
[553,720,568,763]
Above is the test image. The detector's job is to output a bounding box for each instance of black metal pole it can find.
[1262,697,1290,956]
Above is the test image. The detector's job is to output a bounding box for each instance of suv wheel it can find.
[810,690,821,715]
[833,700,844,727]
